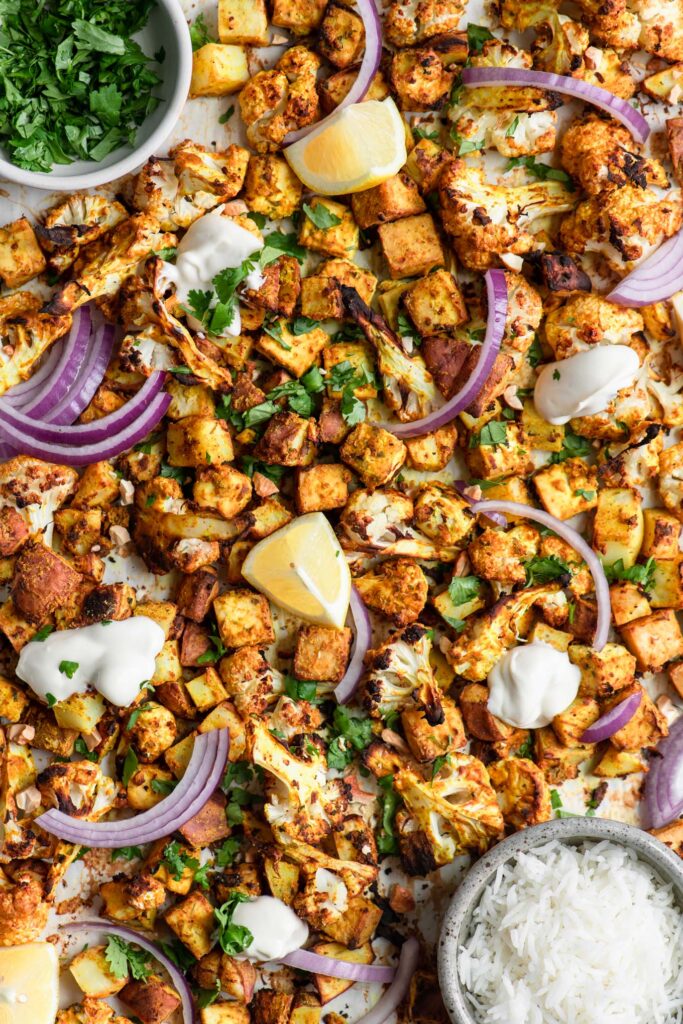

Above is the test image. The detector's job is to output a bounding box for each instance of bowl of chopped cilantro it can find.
[0,0,192,189]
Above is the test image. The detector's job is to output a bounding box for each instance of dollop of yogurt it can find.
[159,206,265,338]
[16,616,165,708]
[487,641,581,729]
[231,896,309,962]
[534,345,640,425]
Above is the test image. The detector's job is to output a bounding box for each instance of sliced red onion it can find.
[284,0,382,145]
[580,690,642,743]
[20,306,93,419]
[454,479,507,528]
[45,320,116,425]
[470,500,610,651]
[36,729,229,846]
[375,269,508,439]
[0,391,170,466]
[279,948,395,983]
[0,372,166,444]
[335,586,372,704]
[645,716,683,829]
[351,938,419,1024]
[461,67,650,143]
[4,344,63,404]
[70,921,196,1024]
[606,229,683,306]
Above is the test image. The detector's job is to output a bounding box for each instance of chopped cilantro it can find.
[105,934,152,981]
[219,105,235,124]
[550,788,563,810]
[505,115,520,138]
[377,775,400,855]
[112,846,144,861]
[32,624,54,642]
[196,626,227,666]
[327,707,373,771]
[214,892,253,955]
[216,837,241,868]
[196,981,221,1009]
[158,939,196,972]
[527,334,543,368]
[575,488,596,501]
[291,315,321,335]
[448,576,482,605]
[469,421,508,448]
[45,692,57,707]
[150,778,177,796]
[413,124,440,141]
[284,676,318,702]
[524,555,570,586]
[603,556,657,590]
[262,318,292,350]
[240,457,287,483]
[59,660,79,679]
[550,428,592,464]
[431,753,451,781]
[507,155,575,188]
[303,201,342,230]
[122,748,139,788]
[74,736,98,762]
[259,231,306,266]
[189,12,215,50]
[467,23,495,52]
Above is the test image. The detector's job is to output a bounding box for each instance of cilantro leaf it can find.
[469,421,508,448]
[259,231,306,266]
[105,934,152,981]
[507,155,575,188]
[448,576,481,605]
[189,13,215,50]
[550,428,592,464]
[291,316,321,335]
[603,556,657,590]
[284,676,318,701]
[377,775,400,855]
[216,837,241,868]
[327,707,373,771]
[59,660,79,679]
[467,23,494,52]
[524,555,571,586]
[122,748,139,788]
[214,892,253,955]
[303,202,342,230]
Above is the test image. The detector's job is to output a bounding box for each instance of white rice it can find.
[456,839,683,1024]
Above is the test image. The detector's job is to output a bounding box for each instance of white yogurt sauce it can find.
[534,345,640,425]
[231,896,309,962]
[16,616,165,708]
[488,641,581,728]
[159,206,265,337]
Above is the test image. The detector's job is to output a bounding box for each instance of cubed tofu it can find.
[295,463,350,513]
[165,891,215,959]
[403,269,467,335]
[53,509,102,556]
[300,259,376,321]
[127,764,176,811]
[607,684,668,751]
[533,458,599,520]
[136,600,181,640]
[243,155,303,219]
[619,608,683,672]
[568,643,636,699]
[350,172,426,229]
[201,1004,251,1024]
[401,696,465,761]
[464,423,534,480]
[69,945,128,998]
[520,400,566,453]
[404,423,457,471]
[377,214,445,279]
[534,727,594,785]
[179,790,231,846]
[527,622,572,651]
[255,319,328,377]
[165,733,198,777]
[193,466,252,520]
[293,624,352,682]
[340,423,406,489]
[190,44,250,97]
[0,676,29,722]
[552,696,600,747]
[593,487,644,568]
[219,0,268,44]
[649,559,683,609]
[610,582,651,626]
[641,508,681,559]
[167,417,234,467]
[186,667,228,711]
[355,558,428,626]
[389,48,453,111]
[151,640,183,687]
[53,692,106,733]
[214,589,275,648]
[73,461,120,509]
[593,745,647,777]
[271,0,326,34]
[0,216,46,287]
[318,1,365,68]
[323,343,377,399]
[298,199,359,258]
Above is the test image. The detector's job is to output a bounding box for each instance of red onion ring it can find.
[0,390,171,466]
[580,690,642,743]
[279,948,395,983]
[4,345,63,404]
[461,67,650,143]
[335,586,372,704]
[351,938,419,1024]
[45,319,116,425]
[69,921,196,1024]
[284,0,382,145]
[35,729,229,846]
[606,229,683,306]
[470,500,610,651]
[645,716,683,829]
[19,306,92,419]
[374,269,508,439]
[0,372,166,443]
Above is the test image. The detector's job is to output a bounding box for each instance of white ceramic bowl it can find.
[0,0,192,191]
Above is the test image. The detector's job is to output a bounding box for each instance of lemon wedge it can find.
[0,943,59,1024]
[242,512,351,628]
[285,98,408,195]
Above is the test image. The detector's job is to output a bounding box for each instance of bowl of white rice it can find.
[437,818,683,1024]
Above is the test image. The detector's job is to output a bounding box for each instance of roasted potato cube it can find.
[619,609,683,672]
[127,764,177,811]
[312,943,373,1003]
[190,44,250,97]
[300,259,376,321]
[13,541,82,624]
[100,879,157,929]
[404,136,453,192]
[610,583,651,626]
[214,589,275,649]
[164,733,197,777]
[323,343,377,399]
[219,0,269,44]
[167,417,234,467]
[243,155,303,219]
[53,692,106,733]
[253,411,317,467]
[488,757,552,830]
[404,423,458,471]
[377,213,445,279]
[351,173,426,229]
[166,381,216,420]
[593,745,647,777]
[459,683,515,743]
[389,48,453,111]
[255,319,328,377]
[194,466,252,520]
[568,643,636,699]
[669,660,683,699]
[403,269,467,335]
[534,727,593,785]
[293,624,352,682]
[151,640,183,688]
[271,0,326,34]
[264,857,301,904]
[165,891,215,959]
[649,559,683,609]
[649,819,683,858]
[641,508,681,559]
[340,422,406,489]
[527,622,572,651]
[520,400,565,453]
[69,945,128,998]
[53,509,102,556]
[295,463,349,514]
[533,458,599,520]
[179,790,231,846]
[186,667,228,711]
[551,696,600,747]
[0,216,46,287]
[298,199,359,258]
[593,488,644,569]
[201,1003,251,1024]
[607,684,667,751]
[121,974,181,1024]
[318,1,365,67]
[0,676,29,722]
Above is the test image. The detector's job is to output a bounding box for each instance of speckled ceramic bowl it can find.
[437,817,683,1024]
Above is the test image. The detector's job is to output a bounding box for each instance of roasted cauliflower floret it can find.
[36,760,100,817]
[658,442,683,520]
[361,623,443,725]
[384,0,465,46]
[339,488,460,560]
[574,0,683,63]
[560,114,668,197]
[354,559,428,626]
[239,46,321,153]
[0,456,77,536]
[439,160,576,270]
[219,646,284,716]
[544,293,644,360]
[0,862,50,945]
[0,293,73,396]
[38,195,127,274]
[488,757,553,829]
[560,184,683,274]
[468,524,540,586]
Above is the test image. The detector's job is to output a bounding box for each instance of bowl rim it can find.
[0,0,192,192]
[437,817,683,1024]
